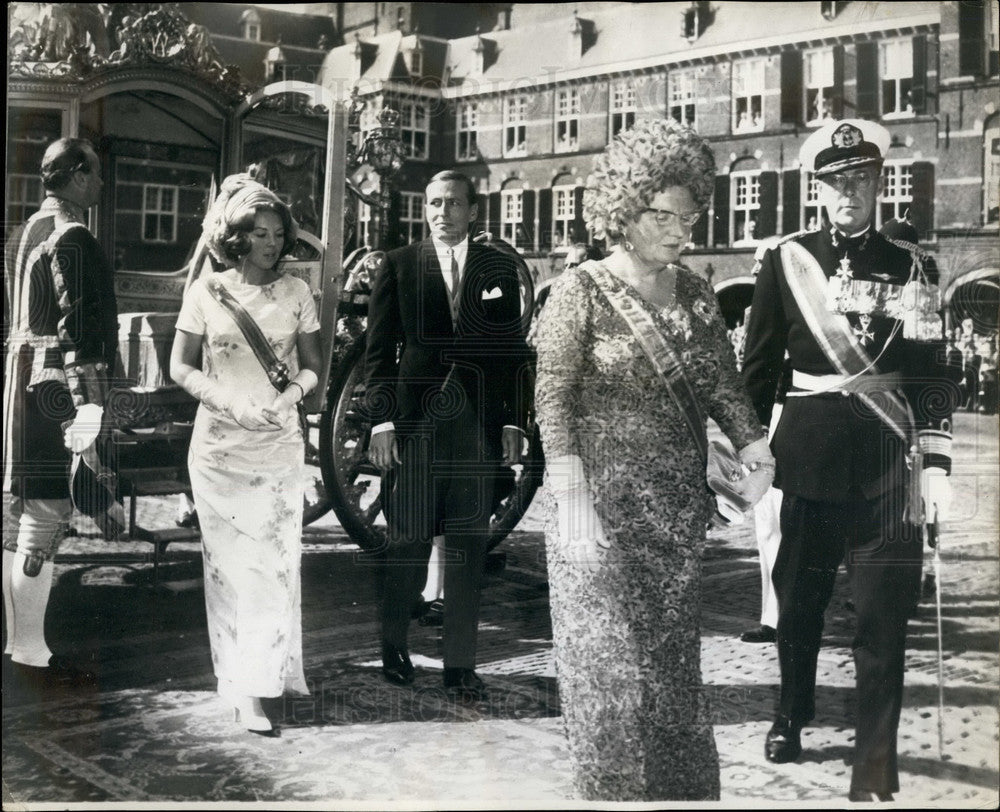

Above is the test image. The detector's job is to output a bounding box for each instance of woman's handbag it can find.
[583,263,752,524]
[205,277,309,436]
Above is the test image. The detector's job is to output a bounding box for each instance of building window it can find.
[398,100,429,160]
[399,191,426,243]
[733,59,765,133]
[410,47,422,76]
[880,162,913,225]
[141,184,178,243]
[6,173,44,225]
[503,96,528,157]
[802,171,823,231]
[553,185,577,247]
[609,82,636,138]
[669,69,697,127]
[880,39,914,118]
[986,124,999,224]
[456,102,479,161]
[501,189,523,246]
[732,171,761,244]
[555,88,581,152]
[804,48,835,125]
[357,199,372,247]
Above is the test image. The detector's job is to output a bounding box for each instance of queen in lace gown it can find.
[533,120,771,800]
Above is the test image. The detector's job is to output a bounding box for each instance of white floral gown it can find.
[176,270,319,699]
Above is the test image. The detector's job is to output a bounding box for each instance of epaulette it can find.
[751,233,802,274]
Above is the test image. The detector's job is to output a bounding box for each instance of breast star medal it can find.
[853,313,875,346]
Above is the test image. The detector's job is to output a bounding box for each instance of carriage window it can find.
[142,184,178,243]
[6,174,44,225]
[5,107,62,236]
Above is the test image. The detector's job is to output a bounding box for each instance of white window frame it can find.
[140,184,179,244]
[554,88,580,153]
[879,161,913,226]
[732,58,766,133]
[456,101,479,162]
[801,171,823,231]
[503,96,528,157]
[357,199,372,247]
[880,38,915,119]
[985,124,1000,225]
[398,100,429,160]
[399,191,427,243]
[668,69,697,128]
[731,170,761,244]
[609,81,637,138]
[553,184,577,247]
[501,189,523,246]
[6,173,44,225]
[804,48,836,126]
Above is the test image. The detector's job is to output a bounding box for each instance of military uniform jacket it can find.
[2,196,118,497]
[742,227,952,502]
[363,239,532,438]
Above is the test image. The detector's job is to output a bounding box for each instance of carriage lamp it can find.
[359,107,405,249]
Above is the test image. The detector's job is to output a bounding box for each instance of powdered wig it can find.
[202,173,298,265]
[583,118,716,243]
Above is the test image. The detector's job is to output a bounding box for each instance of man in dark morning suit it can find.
[363,170,530,700]
[741,120,955,802]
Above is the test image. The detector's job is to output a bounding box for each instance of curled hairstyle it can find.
[202,173,298,265]
[583,118,716,243]
[40,138,96,192]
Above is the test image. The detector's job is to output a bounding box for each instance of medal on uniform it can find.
[836,256,853,279]
[853,313,875,346]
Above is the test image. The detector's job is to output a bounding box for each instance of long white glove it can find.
[548,454,609,573]
[265,369,318,426]
[736,436,776,509]
[63,402,104,452]
[921,466,951,523]
[184,370,276,431]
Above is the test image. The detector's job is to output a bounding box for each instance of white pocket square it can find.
[482,287,503,300]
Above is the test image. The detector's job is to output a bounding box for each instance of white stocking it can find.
[3,549,15,655]
[9,553,54,667]
[421,534,445,602]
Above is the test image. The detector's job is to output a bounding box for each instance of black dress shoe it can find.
[443,668,487,701]
[764,716,802,763]
[417,599,444,627]
[848,789,894,802]
[381,645,414,686]
[740,625,777,643]
[13,655,97,689]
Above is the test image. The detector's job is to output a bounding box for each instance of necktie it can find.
[448,248,460,322]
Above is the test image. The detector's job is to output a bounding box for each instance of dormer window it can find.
[242,9,262,42]
[409,42,423,76]
[682,1,712,43]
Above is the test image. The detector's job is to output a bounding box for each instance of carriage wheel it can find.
[302,412,333,526]
[319,334,544,552]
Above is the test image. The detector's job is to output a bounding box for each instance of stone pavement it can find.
[1,413,997,808]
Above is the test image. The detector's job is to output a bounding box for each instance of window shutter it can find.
[756,172,779,239]
[690,205,709,247]
[521,190,536,251]
[488,191,502,236]
[573,186,587,243]
[538,187,553,252]
[909,162,935,238]
[958,2,985,76]
[855,41,879,120]
[832,45,845,118]
[780,50,803,125]
[713,175,730,246]
[911,34,927,114]
[781,170,801,236]
[476,193,488,235]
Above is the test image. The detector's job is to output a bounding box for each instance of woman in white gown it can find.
[170,175,321,736]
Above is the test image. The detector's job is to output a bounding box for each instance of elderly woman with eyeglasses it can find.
[532,118,773,801]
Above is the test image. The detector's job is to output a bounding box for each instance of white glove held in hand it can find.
[184,370,276,431]
[735,437,776,509]
[549,454,609,573]
[921,466,951,523]
[63,403,104,452]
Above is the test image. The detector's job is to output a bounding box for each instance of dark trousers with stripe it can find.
[773,486,922,794]
[380,399,498,670]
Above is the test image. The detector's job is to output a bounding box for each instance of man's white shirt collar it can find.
[432,236,469,296]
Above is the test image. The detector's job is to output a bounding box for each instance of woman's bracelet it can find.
[286,381,305,402]
[744,459,776,473]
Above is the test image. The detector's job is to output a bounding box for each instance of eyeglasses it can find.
[821,171,876,193]
[641,207,704,228]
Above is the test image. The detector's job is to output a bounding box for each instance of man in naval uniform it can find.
[741,119,954,802]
